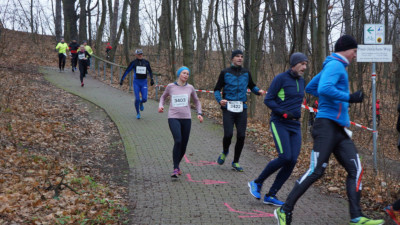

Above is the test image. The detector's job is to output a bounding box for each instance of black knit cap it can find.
[334,35,358,52]
[231,49,243,59]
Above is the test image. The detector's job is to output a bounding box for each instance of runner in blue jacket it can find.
[214,49,265,172]
[248,52,307,206]
[275,35,384,225]
[120,49,154,119]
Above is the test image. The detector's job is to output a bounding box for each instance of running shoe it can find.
[274,207,292,225]
[72,68,74,72]
[217,152,228,165]
[264,195,284,206]
[81,82,84,87]
[248,180,262,199]
[139,101,144,111]
[136,113,141,119]
[385,205,400,224]
[231,162,243,172]
[349,216,385,225]
[171,169,179,178]
[177,168,183,176]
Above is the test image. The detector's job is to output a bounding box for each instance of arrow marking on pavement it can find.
[224,203,274,218]
[186,173,228,185]
[184,155,218,166]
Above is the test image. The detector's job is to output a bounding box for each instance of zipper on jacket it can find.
[296,80,299,92]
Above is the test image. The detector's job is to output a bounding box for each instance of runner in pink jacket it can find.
[159,66,203,178]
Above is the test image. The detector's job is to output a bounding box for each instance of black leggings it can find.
[58,53,66,70]
[79,60,88,82]
[71,53,78,68]
[222,108,247,163]
[168,118,191,169]
[282,118,363,219]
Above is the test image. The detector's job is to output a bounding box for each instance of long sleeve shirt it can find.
[159,82,202,119]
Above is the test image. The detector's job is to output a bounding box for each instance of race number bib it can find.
[227,101,243,113]
[136,66,147,74]
[172,94,188,107]
[78,54,85,60]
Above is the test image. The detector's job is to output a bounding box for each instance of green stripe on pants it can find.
[271,122,283,154]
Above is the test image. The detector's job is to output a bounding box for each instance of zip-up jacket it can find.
[264,69,305,120]
[56,42,69,54]
[214,65,261,109]
[120,59,153,82]
[69,42,80,54]
[305,53,351,127]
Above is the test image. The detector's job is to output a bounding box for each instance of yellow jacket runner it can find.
[56,42,69,54]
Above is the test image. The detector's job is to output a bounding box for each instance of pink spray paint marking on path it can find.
[224,203,274,218]
[186,173,228,185]
[184,154,218,166]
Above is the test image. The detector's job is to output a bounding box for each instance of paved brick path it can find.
[43,67,349,225]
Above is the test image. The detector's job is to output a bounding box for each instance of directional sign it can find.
[364,24,385,44]
[357,45,392,62]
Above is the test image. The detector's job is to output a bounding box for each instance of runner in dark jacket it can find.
[69,40,79,72]
[77,45,90,87]
[248,52,307,206]
[214,49,265,172]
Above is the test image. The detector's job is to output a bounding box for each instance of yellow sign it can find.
[377,37,382,43]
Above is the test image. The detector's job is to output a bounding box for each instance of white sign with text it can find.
[357,45,392,62]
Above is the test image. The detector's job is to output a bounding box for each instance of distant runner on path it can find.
[120,49,154,119]
[158,66,203,178]
[214,49,265,172]
[55,38,69,72]
[77,45,90,87]
[69,39,79,72]
[248,52,308,207]
[274,35,384,225]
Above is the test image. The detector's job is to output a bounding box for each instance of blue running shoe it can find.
[264,195,284,206]
[231,162,243,172]
[217,152,228,165]
[248,180,262,199]
[136,113,141,119]
[139,101,144,111]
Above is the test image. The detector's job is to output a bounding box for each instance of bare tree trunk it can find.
[109,0,119,45]
[343,0,352,34]
[79,0,88,42]
[55,0,62,40]
[194,0,215,73]
[214,0,226,68]
[159,0,171,51]
[95,0,107,65]
[270,0,288,65]
[62,0,78,42]
[316,0,327,68]
[128,0,141,49]
[233,0,239,49]
[244,0,266,118]
[170,0,177,77]
[177,0,194,84]
[110,0,128,61]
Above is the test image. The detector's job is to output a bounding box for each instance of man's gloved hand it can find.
[150,78,155,86]
[349,90,364,103]
[281,111,294,119]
